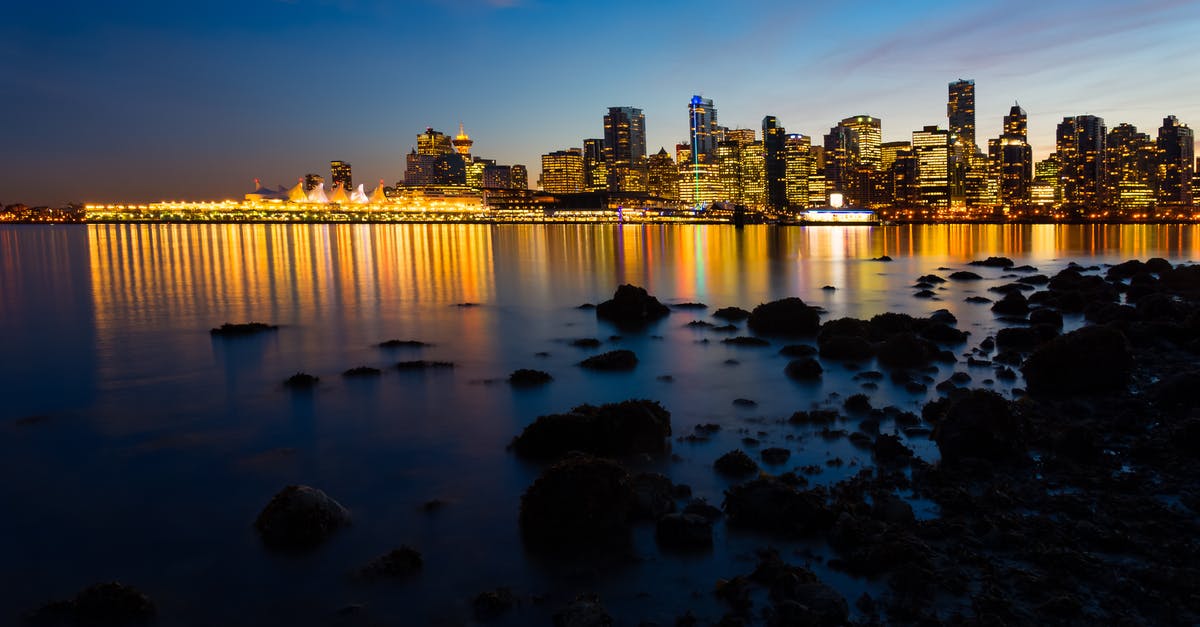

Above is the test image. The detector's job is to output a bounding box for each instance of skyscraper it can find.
[948,79,976,149]
[839,115,881,168]
[647,148,678,200]
[303,173,323,192]
[510,164,529,190]
[763,116,788,210]
[912,126,951,210]
[823,124,857,199]
[1157,115,1195,206]
[603,107,647,192]
[783,134,812,210]
[1106,123,1157,214]
[330,160,352,190]
[1057,115,1106,211]
[689,96,719,160]
[416,128,453,156]
[540,149,584,194]
[582,139,608,192]
[988,104,1032,206]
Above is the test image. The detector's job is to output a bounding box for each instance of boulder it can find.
[873,434,914,464]
[713,306,752,321]
[520,456,633,548]
[1106,259,1148,280]
[995,326,1057,351]
[761,447,792,465]
[553,594,613,627]
[1145,257,1173,273]
[283,372,319,389]
[1028,308,1063,328]
[342,366,381,378]
[948,271,983,280]
[722,336,770,347]
[472,588,517,622]
[723,477,833,536]
[358,546,423,579]
[785,358,823,380]
[28,583,155,627]
[917,274,947,284]
[877,333,937,369]
[867,312,918,341]
[656,513,714,550]
[747,298,821,336]
[779,344,818,358]
[511,399,671,459]
[630,472,676,519]
[969,256,1015,268]
[595,284,669,328]
[931,390,1025,465]
[509,369,552,386]
[1021,326,1133,395]
[714,450,759,477]
[920,322,968,344]
[210,322,277,337]
[254,485,350,550]
[818,335,874,360]
[991,291,1029,316]
[578,349,638,371]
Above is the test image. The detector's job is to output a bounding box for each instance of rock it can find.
[520,456,633,548]
[843,394,872,413]
[342,366,381,378]
[571,338,602,348]
[747,298,821,336]
[1146,257,1173,273]
[914,289,936,298]
[511,399,671,459]
[1028,308,1063,328]
[254,485,351,550]
[28,582,156,627]
[672,302,708,310]
[553,594,613,627]
[283,372,319,389]
[358,546,423,579]
[918,274,946,284]
[788,409,839,425]
[991,291,1029,316]
[779,344,817,357]
[578,350,637,371]
[210,321,277,336]
[931,390,1025,465]
[871,255,893,262]
[822,285,836,291]
[473,588,517,621]
[455,302,481,307]
[377,339,429,349]
[577,303,596,309]
[965,296,992,304]
[949,271,983,280]
[715,450,759,477]
[723,477,832,536]
[867,312,918,340]
[712,306,751,321]
[509,369,553,386]
[877,333,937,369]
[873,434,914,464]
[920,322,968,344]
[656,513,714,550]
[969,256,1015,268]
[760,447,792,465]
[683,499,723,521]
[1017,274,1050,286]
[395,360,454,370]
[594,284,669,328]
[1021,326,1133,395]
[785,358,823,380]
[818,335,874,360]
[685,319,715,328]
[929,309,957,325]
[629,472,677,519]
[722,336,770,347]
[1150,370,1200,410]
[1106,259,1149,280]
[995,326,1057,351]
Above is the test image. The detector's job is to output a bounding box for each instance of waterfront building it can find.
[1157,115,1195,206]
[1057,115,1107,212]
[688,96,719,160]
[823,124,857,201]
[839,115,882,168]
[948,79,976,149]
[677,160,722,207]
[1035,155,1063,205]
[647,148,678,200]
[466,157,494,189]
[784,134,812,210]
[405,150,437,186]
[912,126,951,210]
[986,104,1033,208]
[603,107,646,165]
[482,165,512,189]
[583,139,608,192]
[740,141,767,209]
[511,165,528,190]
[1106,123,1158,214]
[880,141,910,172]
[303,173,323,192]
[890,149,920,209]
[417,128,453,156]
[432,154,467,186]
[330,161,352,190]
[452,124,474,158]
[540,149,585,194]
[763,116,788,211]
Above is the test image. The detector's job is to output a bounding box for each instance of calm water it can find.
[2,223,1198,625]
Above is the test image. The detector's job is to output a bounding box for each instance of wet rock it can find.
[1022,326,1133,395]
[395,360,454,370]
[378,339,429,348]
[1017,274,1050,286]
[594,284,669,328]
[995,326,1056,351]
[995,366,1017,380]
[969,256,1015,268]
[873,434,914,464]
[342,366,381,378]
[656,513,714,550]
[578,350,638,371]
[630,472,677,519]
[920,322,968,344]
[455,302,481,307]
[991,291,1029,316]
[1106,259,1149,280]
[872,494,915,525]
[929,309,957,325]
[283,372,319,389]
[843,394,872,413]
[508,369,553,387]
[877,333,937,369]
[788,409,838,425]
[732,398,758,408]
[761,447,792,465]
[871,255,893,262]
[931,390,1025,465]
[571,338,602,348]
[211,321,277,336]
[28,582,155,627]
[712,307,751,321]
[358,546,423,579]
[713,324,738,332]
[723,358,740,365]
[473,588,517,621]
[685,320,715,328]
[511,399,671,459]
[1028,308,1063,328]
[949,271,983,280]
[553,594,613,627]
[914,289,936,299]
[723,477,832,536]
[1083,301,1139,324]
[577,303,596,309]
[917,274,946,284]
[785,358,823,380]
[779,344,817,357]
[254,485,351,550]
[747,298,821,336]
[671,302,708,310]
[714,450,759,477]
[822,285,836,291]
[684,499,723,521]
[520,456,633,548]
[1150,370,1200,410]
[818,335,874,360]
[965,296,992,304]
[722,336,770,347]
[1146,257,1173,273]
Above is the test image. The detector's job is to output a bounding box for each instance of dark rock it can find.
[553,594,613,627]
[254,485,350,550]
[784,358,823,380]
[871,255,893,261]
[473,588,517,621]
[991,291,1029,316]
[1151,370,1200,410]
[714,450,759,477]
[1028,308,1063,328]
[872,494,915,525]
[994,350,1023,365]
[929,308,957,325]
[965,296,992,303]
[918,274,947,284]
[211,321,277,336]
[712,306,751,321]
[723,478,832,536]
[511,399,671,459]
[949,271,983,280]
[630,472,677,519]
[578,350,637,371]
[732,398,757,407]
[1017,274,1050,286]
[873,434,913,464]
[1106,259,1149,280]
[595,284,670,327]
[877,333,937,369]
[712,324,738,332]
[788,409,838,425]
[671,302,708,310]
[932,390,1024,465]
[656,513,714,550]
[995,326,1056,351]
[779,344,817,357]
[1083,301,1139,324]
[914,289,936,298]
[760,447,792,465]
[722,336,770,347]
[684,500,723,521]
[358,546,423,579]
[520,456,633,548]
[571,338,602,348]
[1021,326,1133,395]
[509,369,552,387]
[455,302,481,307]
[818,335,874,360]
[577,303,596,310]
[913,281,934,289]
[920,322,968,344]
[342,366,381,378]
[1146,257,1173,273]
[395,360,454,370]
[969,256,1015,268]
[28,582,156,627]
[747,298,821,336]
[1010,264,1039,272]
[283,372,319,389]
[821,285,836,291]
[685,320,715,328]
[867,312,918,340]
[377,339,429,348]
[656,375,674,382]
[843,394,872,413]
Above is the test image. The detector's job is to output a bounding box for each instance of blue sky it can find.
[3,0,1199,204]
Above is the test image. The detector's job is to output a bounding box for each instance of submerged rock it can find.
[714,450,759,477]
[991,291,1030,316]
[712,306,752,321]
[520,456,633,548]
[931,390,1025,465]
[747,298,821,336]
[358,546,423,580]
[949,271,983,280]
[723,477,832,536]
[510,399,671,459]
[578,350,638,371]
[553,594,613,627]
[630,472,677,519]
[395,360,454,370]
[27,582,156,627]
[570,338,602,348]
[1021,326,1133,395]
[969,256,1015,268]
[377,339,428,348]
[283,372,319,389]
[254,485,351,550]
[656,513,714,550]
[595,284,669,327]
[508,369,553,387]
[342,366,381,378]
[472,588,517,622]
[722,336,770,347]
[211,321,277,336]
[785,358,823,380]
[877,333,937,369]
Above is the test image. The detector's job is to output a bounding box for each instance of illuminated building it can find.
[688,96,719,159]
[784,134,812,210]
[839,115,882,168]
[986,104,1032,208]
[405,150,436,186]
[1057,115,1106,212]
[540,149,585,194]
[1157,116,1195,206]
[466,157,493,189]
[303,173,323,192]
[715,139,742,203]
[582,139,608,192]
[603,107,647,192]
[1035,155,1063,205]
[912,126,951,210]
[725,128,755,145]
[482,165,512,189]
[452,123,474,158]
[890,149,920,209]
[1030,181,1057,208]
[510,165,528,190]
[647,148,678,200]
[432,154,466,186]
[677,161,722,206]
[417,128,453,156]
[763,116,788,211]
[740,141,766,209]
[1106,123,1158,214]
[948,79,976,149]
[330,161,352,190]
[1004,102,1027,139]
[880,141,909,172]
[823,124,857,200]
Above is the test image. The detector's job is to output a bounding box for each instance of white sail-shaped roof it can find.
[307,183,329,203]
[288,180,308,202]
[369,180,388,204]
[328,182,350,204]
[350,184,369,204]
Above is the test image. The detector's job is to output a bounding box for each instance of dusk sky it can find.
[4,0,1199,206]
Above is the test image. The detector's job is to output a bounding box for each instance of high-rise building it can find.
[1057,115,1106,211]
[740,141,767,209]
[988,104,1033,207]
[482,165,511,189]
[763,116,788,210]
[1157,115,1195,206]
[715,139,742,204]
[466,157,494,189]
[510,164,528,190]
[416,128,453,156]
[1035,155,1063,206]
[452,123,474,158]
[330,161,352,190]
[784,134,812,210]
[432,154,466,185]
[540,149,584,194]
[823,124,857,198]
[689,96,719,160]
[880,141,910,173]
[890,149,920,209]
[647,148,678,200]
[1004,103,1027,140]
[912,126,951,210]
[303,173,324,192]
[582,139,608,192]
[948,79,976,149]
[405,150,436,186]
[1106,123,1157,214]
[603,107,646,165]
[839,115,882,168]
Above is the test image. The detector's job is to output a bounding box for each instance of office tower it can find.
[405,150,435,186]
[740,141,767,209]
[1157,116,1195,206]
[1034,155,1063,205]
[715,139,742,203]
[912,126,951,209]
[540,149,585,194]
[603,107,646,164]
[481,165,511,189]
[880,141,910,172]
[330,161,352,190]
[988,104,1033,206]
[725,128,755,145]
[689,96,719,160]
[784,134,812,210]
[1105,124,1157,214]
[432,154,466,185]
[839,115,882,168]
[1004,103,1027,140]
[647,148,678,200]
[948,79,976,149]
[466,157,493,189]
[890,149,920,208]
[763,116,788,210]
[452,124,473,158]
[510,164,528,190]
[823,124,857,198]
[582,139,608,192]
[1057,115,1107,210]
[416,128,453,156]
[303,173,324,192]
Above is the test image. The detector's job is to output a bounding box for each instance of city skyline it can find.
[4,0,1200,205]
